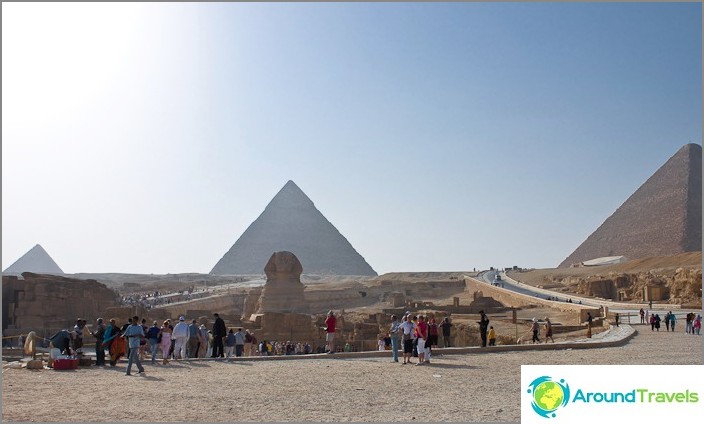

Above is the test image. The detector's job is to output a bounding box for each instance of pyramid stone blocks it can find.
[211,181,377,276]
[560,143,702,267]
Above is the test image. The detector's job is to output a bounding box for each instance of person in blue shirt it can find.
[123,315,145,375]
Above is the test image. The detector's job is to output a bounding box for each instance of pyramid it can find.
[3,244,64,274]
[211,181,377,276]
[559,143,702,267]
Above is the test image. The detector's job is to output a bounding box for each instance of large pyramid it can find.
[559,143,702,267]
[211,181,377,276]
[3,244,64,275]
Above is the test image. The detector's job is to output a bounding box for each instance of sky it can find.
[2,2,702,275]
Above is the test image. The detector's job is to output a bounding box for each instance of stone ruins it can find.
[210,180,377,276]
[2,273,120,339]
[3,244,64,275]
[560,143,702,267]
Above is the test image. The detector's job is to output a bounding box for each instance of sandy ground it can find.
[2,326,702,423]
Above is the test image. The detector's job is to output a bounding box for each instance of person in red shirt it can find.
[324,310,337,354]
[414,315,429,365]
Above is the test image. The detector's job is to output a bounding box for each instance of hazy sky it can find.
[2,2,701,274]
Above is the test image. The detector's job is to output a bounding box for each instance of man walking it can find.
[172,316,189,359]
[211,313,226,358]
[123,315,145,376]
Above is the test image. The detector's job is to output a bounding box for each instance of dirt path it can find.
[2,326,701,422]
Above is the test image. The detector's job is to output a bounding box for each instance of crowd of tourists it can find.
[638,308,701,334]
[45,312,330,375]
[384,312,456,365]
[120,287,210,309]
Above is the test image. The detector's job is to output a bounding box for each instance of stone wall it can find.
[2,273,120,337]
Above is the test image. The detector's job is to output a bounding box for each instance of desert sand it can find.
[2,326,701,422]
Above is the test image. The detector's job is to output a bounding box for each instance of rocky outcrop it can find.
[2,273,120,337]
[256,252,309,314]
[560,143,702,267]
[564,268,701,304]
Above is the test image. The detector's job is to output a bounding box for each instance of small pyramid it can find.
[3,244,64,274]
[559,143,702,267]
[211,181,377,276]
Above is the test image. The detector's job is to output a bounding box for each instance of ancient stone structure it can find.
[255,251,309,314]
[210,180,377,276]
[3,244,64,275]
[560,143,702,267]
[2,273,120,338]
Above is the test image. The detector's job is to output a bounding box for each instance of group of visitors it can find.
[528,317,554,343]
[638,308,701,334]
[387,312,445,365]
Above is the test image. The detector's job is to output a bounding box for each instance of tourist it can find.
[187,319,200,358]
[123,315,146,376]
[234,328,246,357]
[172,316,189,359]
[324,310,337,354]
[159,320,172,365]
[639,308,645,324]
[388,315,401,363]
[668,312,677,332]
[224,329,236,358]
[664,312,671,331]
[244,330,253,357]
[693,315,701,335]
[439,317,453,347]
[544,317,554,343]
[414,315,429,365]
[378,336,385,351]
[400,314,416,365]
[645,310,650,324]
[614,313,620,327]
[73,318,85,355]
[488,326,496,346]
[138,319,149,360]
[146,321,160,364]
[198,324,208,358]
[685,313,694,334]
[90,318,106,366]
[530,318,540,343]
[249,332,258,356]
[103,319,126,366]
[211,313,226,358]
[650,314,656,331]
[478,310,490,348]
[427,318,439,349]
[654,314,661,331]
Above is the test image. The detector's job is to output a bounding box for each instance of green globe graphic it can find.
[533,381,564,411]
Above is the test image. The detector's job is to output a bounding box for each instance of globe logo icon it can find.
[526,376,570,418]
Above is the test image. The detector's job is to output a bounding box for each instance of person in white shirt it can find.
[399,314,416,365]
[171,316,189,359]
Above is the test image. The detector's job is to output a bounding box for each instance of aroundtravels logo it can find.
[526,376,571,418]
